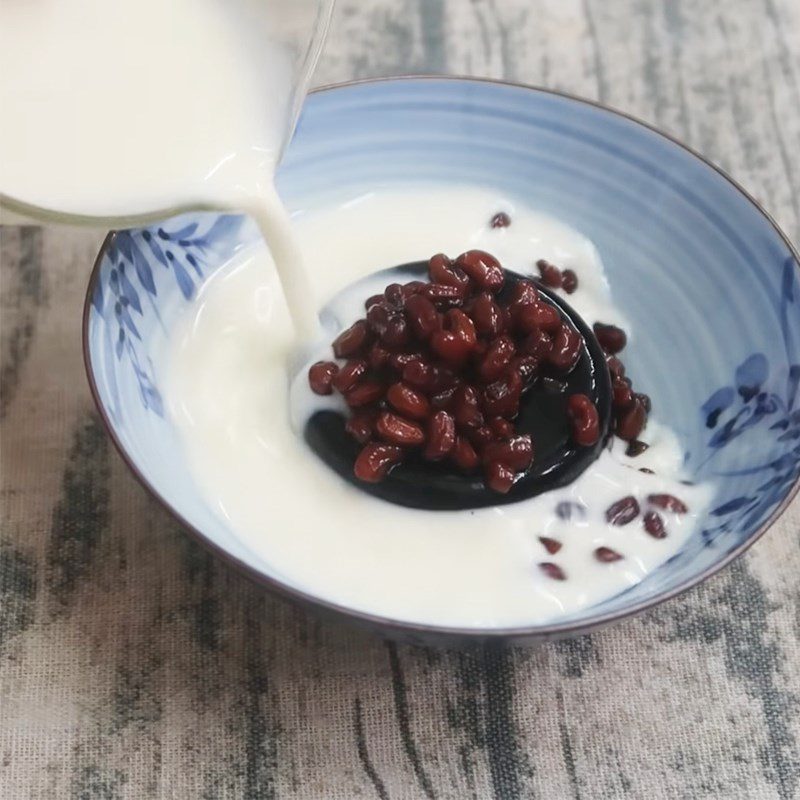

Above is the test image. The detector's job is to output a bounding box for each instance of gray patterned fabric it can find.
[2,1,799,798]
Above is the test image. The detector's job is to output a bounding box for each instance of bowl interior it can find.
[85,78,800,635]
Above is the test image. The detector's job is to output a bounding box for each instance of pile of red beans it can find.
[308,250,618,493]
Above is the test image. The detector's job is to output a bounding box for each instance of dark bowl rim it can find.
[82,75,800,641]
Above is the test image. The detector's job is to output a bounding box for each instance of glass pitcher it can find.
[0,0,334,227]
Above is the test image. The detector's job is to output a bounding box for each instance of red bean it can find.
[562,269,578,293]
[333,320,370,358]
[515,302,561,334]
[455,250,505,292]
[468,425,495,450]
[366,301,391,336]
[332,359,367,393]
[402,359,435,391]
[381,314,411,348]
[593,322,627,354]
[354,442,404,482]
[485,461,516,493]
[538,562,566,580]
[428,253,469,290]
[539,537,562,555]
[450,436,480,471]
[308,361,338,395]
[424,411,456,460]
[471,292,506,337]
[594,547,623,563]
[384,283,406,308]
[482,435,534,471]
[489,416,514,439]
[643,510,667,538]
[388,351,425,372]
[512,355,539,385]
[566,393,600,446]
[345,381,385,408]
[425,283,468,307]
[430,384,460,411]
[626,440,649,457]
[365,294,384,310]
[368,342,390,369]
[606,355,626,380]
[637,393,652,413]
[430,330,473,365]
[346,411,377,444]
[612,378,634,409]
[478,335,516,382]
[482,370,523,418]
[647,494,688,513]
[547,324,582,373]
[509,280,539,306]
[490,211,511,228]
[616,398,647,441]
[445,309,477,348]
[537,259,563,288]
[376,411,425,447]
[387,382,430,421]
[405,293,441,340]
[522,329,553,359]
[605,496,641,525]
[402,280,428,297]
[453,384,484,430]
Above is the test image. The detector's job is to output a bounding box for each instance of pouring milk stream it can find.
[0,0,333,338]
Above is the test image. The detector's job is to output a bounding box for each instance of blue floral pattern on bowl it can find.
[84,78,800,641]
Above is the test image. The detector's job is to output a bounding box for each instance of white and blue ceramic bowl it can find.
[84,78,800,645]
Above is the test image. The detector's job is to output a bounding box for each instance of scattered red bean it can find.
[555,501,586,520]
[612,378,634,409]
[647,494,688,513]
[561,269,578,294]
[606,355,626,380]
[595,546,624,563]
[643,510,667,538]
[567,393,600,447]
[522,329,553,359]
[593,322,627,354]
[482,370,523,419]
[536,259,563,288]
[354,442,404,482]
[468,426,494,450]
[605,496,641,525]
[626,440,649,457]
[365,294,384,310]
[539,562,567,580]
[490,211,511,228]
[637,393,652,414]
[308,361,338,395]
[384,283,405,308]
[539,537,563,555]
[616,398,647,441]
